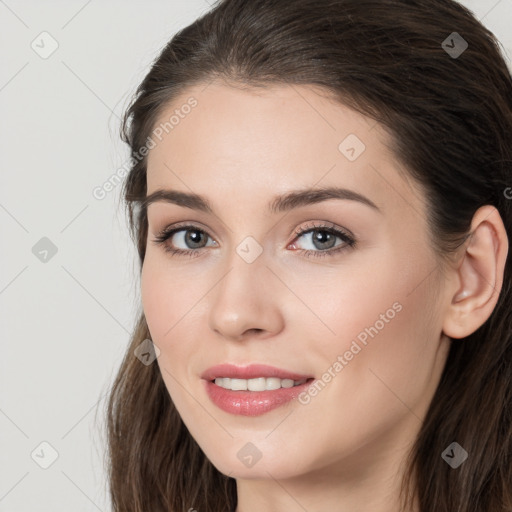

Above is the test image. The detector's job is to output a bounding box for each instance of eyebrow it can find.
[142,186,381,215]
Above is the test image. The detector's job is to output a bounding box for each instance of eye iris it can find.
[312,230,336,250]
[185,229,206,248]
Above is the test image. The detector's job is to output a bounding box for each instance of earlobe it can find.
[442,205,509,339]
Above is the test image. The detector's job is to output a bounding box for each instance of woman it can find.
[105,0,512,510]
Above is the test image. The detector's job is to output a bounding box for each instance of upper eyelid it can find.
[293,221,353,238]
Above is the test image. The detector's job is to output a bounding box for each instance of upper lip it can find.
[201,364,313,381]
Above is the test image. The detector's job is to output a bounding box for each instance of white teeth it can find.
[214,377,307,391]
[247,377,266,391]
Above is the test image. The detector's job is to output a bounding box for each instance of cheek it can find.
[141,257,192,375]
[286,245,416,350]
[141,253,200,340]
[141,258,168,339]
[294,247,441,410]
[141,260,194,411]
[140,253,212,384]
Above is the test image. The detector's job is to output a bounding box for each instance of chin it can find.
[207,450,305,481]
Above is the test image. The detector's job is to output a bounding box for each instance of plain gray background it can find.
[1,1,511,510]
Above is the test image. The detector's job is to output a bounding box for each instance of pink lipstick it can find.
[201,364,315,416]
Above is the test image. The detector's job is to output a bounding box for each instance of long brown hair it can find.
[104,1,512,510]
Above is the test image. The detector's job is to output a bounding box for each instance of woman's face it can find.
[141,81,453,482]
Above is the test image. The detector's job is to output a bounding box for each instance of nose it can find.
[207,250,285,342]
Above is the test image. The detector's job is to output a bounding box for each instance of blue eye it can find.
[291,221,356,259]
[151,221,356,259]
[152,224,215,258]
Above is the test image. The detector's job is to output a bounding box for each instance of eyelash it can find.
[151,221,356,260]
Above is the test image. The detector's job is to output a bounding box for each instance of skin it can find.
[141,80,508,512]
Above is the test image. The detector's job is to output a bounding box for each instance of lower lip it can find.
[203,378,315,416]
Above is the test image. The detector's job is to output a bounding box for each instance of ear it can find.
[442,205,509,339]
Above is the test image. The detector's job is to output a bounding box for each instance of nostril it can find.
[245,328,263,335]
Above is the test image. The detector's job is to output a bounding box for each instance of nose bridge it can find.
[214,241,267,314]
[218,231,268,295]
[207,239,283,339]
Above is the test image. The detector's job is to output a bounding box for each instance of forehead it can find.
[145,80,425,219]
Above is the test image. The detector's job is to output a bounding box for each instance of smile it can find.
[213,377,308,391]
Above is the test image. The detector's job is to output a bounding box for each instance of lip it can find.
[201,363,313,381]
[201,364,315,416]
[203,378,315,416]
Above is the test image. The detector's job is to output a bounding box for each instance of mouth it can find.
[203,376,316,416]
[201,364,315,415]
[210,376,314,391]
